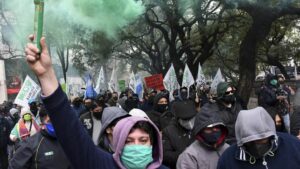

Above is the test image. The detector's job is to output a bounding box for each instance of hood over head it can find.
[217,82,229,97]
[99,107,130,137]
[172,100,197,120]
[193,103,227,137]
[112,116,163,169]
[9,108,19,116]
[235,107,277,147]
[152,92,169,111]
[129,108,149,118]
[20,107,33,117]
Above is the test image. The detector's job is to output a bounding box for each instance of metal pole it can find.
[0,60,8,103]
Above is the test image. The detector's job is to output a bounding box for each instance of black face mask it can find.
[222,95,236,104]
[85,103,93,110]
[181,91,188,100]
[30,105,38,116]
[73,100,81,107]
[113,96,118,101]
[148,96,155,104]
[245,141,271,159]
[201,130,222,145]
[93,111,103,120]
[156,104,168,113]
[276,124,284,132]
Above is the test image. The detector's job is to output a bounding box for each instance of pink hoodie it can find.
[112,116,163,169]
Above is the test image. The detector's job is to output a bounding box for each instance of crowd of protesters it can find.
[0,36,299,169]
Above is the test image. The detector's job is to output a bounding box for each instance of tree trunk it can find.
[238,11,275,104]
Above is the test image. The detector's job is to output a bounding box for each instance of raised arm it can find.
[25,36,116,169]
[25,35,58,96]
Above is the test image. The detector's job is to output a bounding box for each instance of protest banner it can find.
[144,74,165,90]
[14,76,41,107]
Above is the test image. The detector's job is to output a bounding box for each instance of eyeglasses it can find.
[224,90,234,95]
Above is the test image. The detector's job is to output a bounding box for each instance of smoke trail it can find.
[3,0,145,46]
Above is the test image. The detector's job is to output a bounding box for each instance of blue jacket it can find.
[42,86,168,169]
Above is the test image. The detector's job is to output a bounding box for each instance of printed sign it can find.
[14,76,41,107]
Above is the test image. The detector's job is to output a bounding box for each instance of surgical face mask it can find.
[23,113,32,121]
[244,141,271,159]
[46,123,56,138]
[178,117,195,130]
[121,145,153,169]
[270,79,278,86]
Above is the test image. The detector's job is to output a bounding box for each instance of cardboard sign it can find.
[144,74,165,90]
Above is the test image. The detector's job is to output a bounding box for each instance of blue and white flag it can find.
[135,73,143,101]
[84,74,97,99]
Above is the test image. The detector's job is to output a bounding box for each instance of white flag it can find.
[95,66,106,94]
[129,71,136,92]
[196,63,206,86]
[14,76,41,108]
[163,64,180,100]
[182,64,195,88]
[108,68,118,92]
[210,68,225,95]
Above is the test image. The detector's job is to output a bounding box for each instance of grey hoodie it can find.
[99,107,129,138]
[235,107,277,147]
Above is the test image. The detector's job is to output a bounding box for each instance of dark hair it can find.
[38,105,48,123]
[129,121,156,144]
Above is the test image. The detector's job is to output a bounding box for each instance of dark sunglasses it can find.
[224,90,234,95]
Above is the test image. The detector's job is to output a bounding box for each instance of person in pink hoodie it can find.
[25,35,168,169]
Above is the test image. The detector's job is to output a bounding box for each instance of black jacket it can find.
[8,130,72,169]
[80,112,95,137]
[291,107,300,136]
[162,121,194,169]
[147,93,174,130]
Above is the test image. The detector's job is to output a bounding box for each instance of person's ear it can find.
[106,127,113,134]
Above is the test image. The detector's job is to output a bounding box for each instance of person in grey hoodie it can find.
[98,107,130,153]
[177,103,229,169]
[217,107,300,169]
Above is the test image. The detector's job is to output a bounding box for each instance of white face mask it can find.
[178,117,195,130]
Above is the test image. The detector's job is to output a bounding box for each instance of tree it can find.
[217,0,300,103]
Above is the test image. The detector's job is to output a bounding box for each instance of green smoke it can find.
[3,0,145,46]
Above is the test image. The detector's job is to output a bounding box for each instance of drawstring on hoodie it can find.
[262,157,268,169]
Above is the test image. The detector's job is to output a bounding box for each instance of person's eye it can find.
[125,140,133,144]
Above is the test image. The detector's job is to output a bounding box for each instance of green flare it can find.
[34,0,44,52]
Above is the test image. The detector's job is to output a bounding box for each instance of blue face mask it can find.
[121,145,153,169]
[46,123,56,138]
